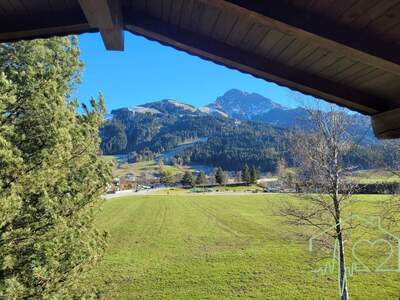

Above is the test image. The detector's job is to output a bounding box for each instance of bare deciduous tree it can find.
[379,141,400,229]
[281,104,359,300]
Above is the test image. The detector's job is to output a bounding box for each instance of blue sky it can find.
[75,32,307,112]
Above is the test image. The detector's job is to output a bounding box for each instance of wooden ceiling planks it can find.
[347,0,400,31]
[275,38,308,64]
[187,0,205,32]
[16,0,33,15]
[239,22,269,52]
[366,2,400,36]
[266,34,295,60]
[306,52,342,74]
[333,61,369,83]
[0,2,7,15]
[63,0,78,10]
[179,0,194,30]
[336,64,371,84]
[308,0,336,14]
[161,0,173,23]
[130,0,146,13]
[358,73,400,98]
[225,14,254,47]
[339,0,381,25]
[350,68,387,87]
[47,0,69,11]
[197,4,220,36]
[323,0,360,21]
[168,0,183,27]
[22,0,51,13]
[319,57,357,80]
[2,0,20,15]
[295,47,328,71]
[147,0,163,20]
[382,22,400,42]
[211,9,237,42]
[259,29,286,58]
[286,43,319,68]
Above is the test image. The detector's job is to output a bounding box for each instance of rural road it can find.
[104,189,272,199]
[104,188,164,199]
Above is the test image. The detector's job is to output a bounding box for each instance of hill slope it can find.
[100,90,381,171]
[101,99,289,171]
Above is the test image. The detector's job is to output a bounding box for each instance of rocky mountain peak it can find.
[210,88,285,120]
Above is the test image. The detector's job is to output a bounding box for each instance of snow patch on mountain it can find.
[128,106,161,115]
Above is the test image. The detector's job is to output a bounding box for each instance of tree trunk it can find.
[337,229,349,300]
[334,192,349,299]
[333,145,349,300]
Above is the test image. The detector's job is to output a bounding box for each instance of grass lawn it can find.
[86,194,400,299]
[113,160,184,177]
[350,169,400,184]
[151,185,263,195]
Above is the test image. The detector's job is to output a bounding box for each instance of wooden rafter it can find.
[124,12,396,115]
[78,0,124,50]
[222,0,400,76]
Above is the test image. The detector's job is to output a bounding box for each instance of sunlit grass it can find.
[350,170,400,184]
[112,159,184,177]
[84,194,400,299]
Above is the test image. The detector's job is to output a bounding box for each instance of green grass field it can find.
[350,170,400,184]
[112,159,184,177]
[151,185,263,195]
[86,194,400,299]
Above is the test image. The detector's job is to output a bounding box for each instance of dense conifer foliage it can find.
[101,106,289,171]
[0,38,111,298]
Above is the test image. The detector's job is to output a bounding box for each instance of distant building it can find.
[124,172,136,182]
[119,172,137,191]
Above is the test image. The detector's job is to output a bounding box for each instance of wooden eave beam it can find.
[221,0,400,76]
[372,108,400,139]
[78,0,124,50]
[124,12,394,115]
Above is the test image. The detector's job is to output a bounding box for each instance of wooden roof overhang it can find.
[1,0,399,138]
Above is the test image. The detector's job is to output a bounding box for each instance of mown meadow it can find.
[85,194,400,299]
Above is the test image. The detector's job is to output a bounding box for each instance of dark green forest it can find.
[100,100,390,172]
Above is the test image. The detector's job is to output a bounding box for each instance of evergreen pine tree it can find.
[195,171,207,185]
[215,168,226,185]
[181,171,194,187]
[0,38,111,298]
[241,164,250,184]
[250,166,259,184]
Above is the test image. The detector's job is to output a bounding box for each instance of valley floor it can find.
[85,194,400,299]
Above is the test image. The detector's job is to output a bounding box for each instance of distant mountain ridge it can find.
[101,89,380,171]
[205,88,285,120]
[106,88,376,150]
[142,99,197,115]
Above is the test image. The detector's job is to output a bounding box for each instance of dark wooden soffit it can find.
[124,11,390,115]
[224,0,400,76]
[0,9,93,42]
[0,0,123,50]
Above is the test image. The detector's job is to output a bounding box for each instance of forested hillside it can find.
[100,102,288,171]
[100,93,387,172]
